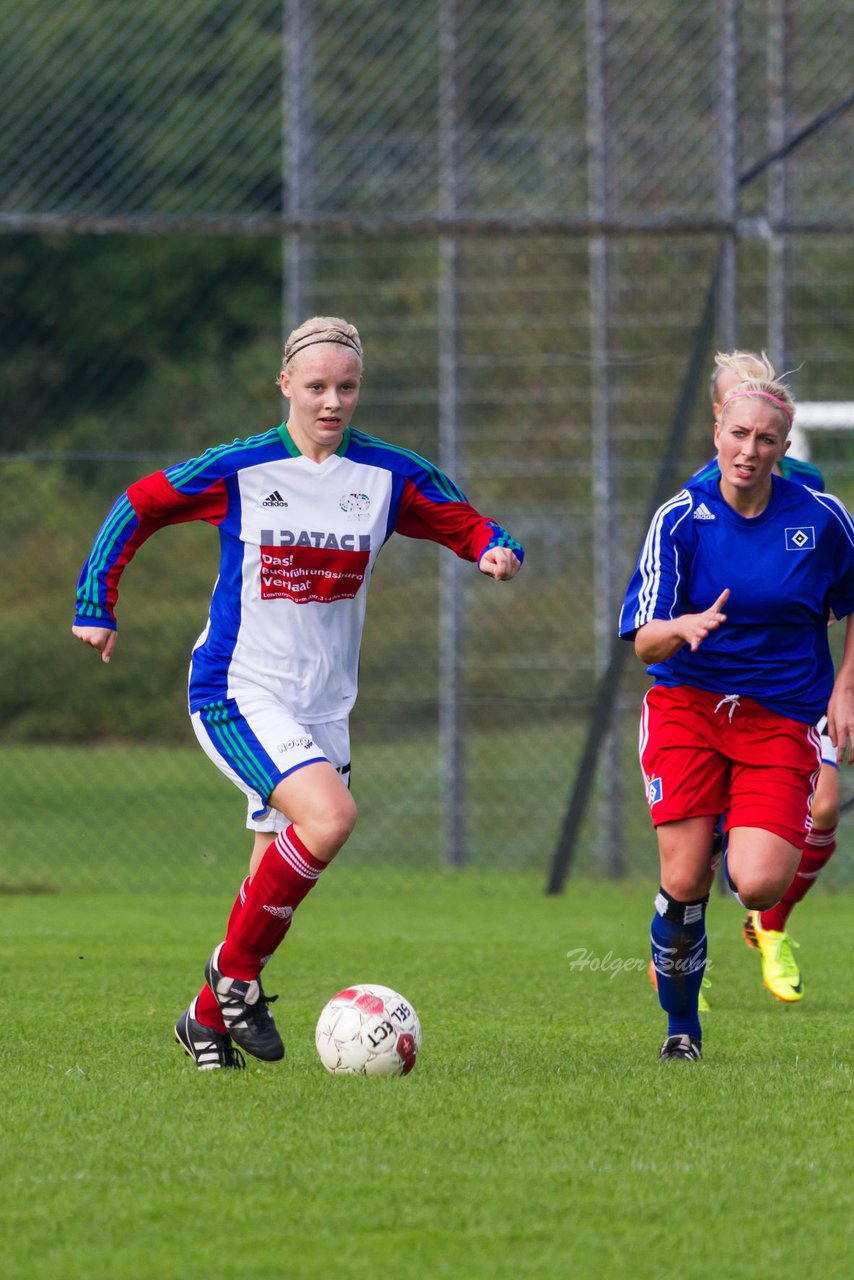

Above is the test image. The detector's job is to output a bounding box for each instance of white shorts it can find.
[191,689,351,832]
[816,716,838,769]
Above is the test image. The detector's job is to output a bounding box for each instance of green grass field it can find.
[2,876,851,1279]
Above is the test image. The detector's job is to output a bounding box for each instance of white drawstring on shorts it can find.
[714,693,741,722]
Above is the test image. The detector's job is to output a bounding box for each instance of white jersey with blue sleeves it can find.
[75,423,524,723]
[619,472,854,723]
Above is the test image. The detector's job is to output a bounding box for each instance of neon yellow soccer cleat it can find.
[743,911,803,1003]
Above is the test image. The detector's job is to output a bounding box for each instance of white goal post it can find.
[789,402,854,461]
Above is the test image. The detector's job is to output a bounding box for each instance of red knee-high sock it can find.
[194,876,251,1032]
[218,826,327,979]
[760,825,837,933]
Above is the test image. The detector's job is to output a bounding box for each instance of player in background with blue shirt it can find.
[620,373,854,1061]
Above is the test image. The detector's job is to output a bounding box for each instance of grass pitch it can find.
[1,876,852,1280]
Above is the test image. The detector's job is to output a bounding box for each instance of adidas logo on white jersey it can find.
[693,503,715,521]
[262,490,288,507]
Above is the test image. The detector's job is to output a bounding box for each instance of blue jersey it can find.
[619,472,854,723]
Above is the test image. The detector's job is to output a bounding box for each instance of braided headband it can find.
[721,390,793,423]
[286,334,362,363]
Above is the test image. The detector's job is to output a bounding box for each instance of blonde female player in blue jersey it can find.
[73,316,524,1070]
[621,370,854,1061]
[647,351,843,1008]
[705,353,842,1004]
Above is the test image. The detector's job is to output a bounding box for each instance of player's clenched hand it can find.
[478,547,522,581]
[72,625,117,664]
[679,588,730,652]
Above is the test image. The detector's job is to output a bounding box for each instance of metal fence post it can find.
[438,0,466,865]
[717,0,739,350]
[586,0,623,875]
[767,0,791,370]
[285,0,314,330]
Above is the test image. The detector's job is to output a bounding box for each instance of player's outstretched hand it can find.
[72,625,117,664]
[634,589,729,664]
[681,588,730,652]
[478,547,522,581]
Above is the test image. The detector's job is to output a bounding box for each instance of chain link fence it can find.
[1,0,853,893]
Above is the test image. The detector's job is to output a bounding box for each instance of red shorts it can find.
[639,685,821,846]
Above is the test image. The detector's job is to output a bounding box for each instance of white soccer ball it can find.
[315,983,422,1076]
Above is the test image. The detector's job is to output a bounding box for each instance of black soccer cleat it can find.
[659,1034,702,1062]
[175,998,246,1070]
[205,943,285,1062]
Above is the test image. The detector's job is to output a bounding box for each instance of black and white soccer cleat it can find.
[175,998,246,1070]
[204,943,285,1062]
[658,1034,702,1062]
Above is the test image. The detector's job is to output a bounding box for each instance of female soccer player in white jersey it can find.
[620,374,854,1061]
[73,316,524,1070]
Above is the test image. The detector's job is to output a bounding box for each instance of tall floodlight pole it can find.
[585,0,623,875]
[438,0,466,865]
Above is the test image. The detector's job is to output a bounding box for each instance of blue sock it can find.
[650,887,708,1040]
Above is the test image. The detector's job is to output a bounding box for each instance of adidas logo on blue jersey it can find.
[693,502,715,521]
[262,490,288,507]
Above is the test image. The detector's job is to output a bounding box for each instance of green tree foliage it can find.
[0,235,282,455]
